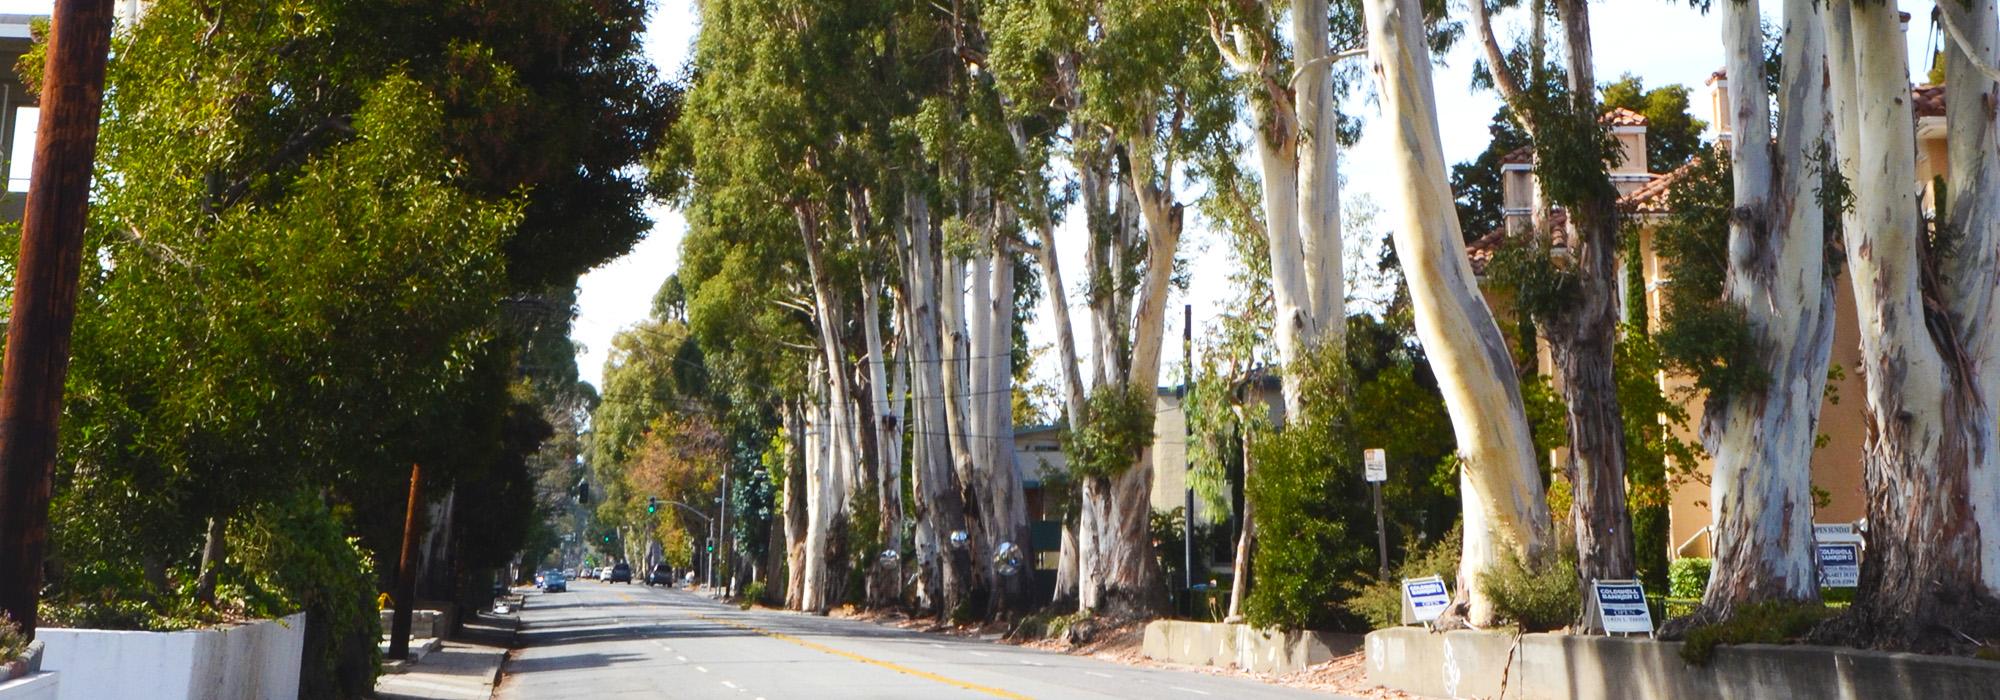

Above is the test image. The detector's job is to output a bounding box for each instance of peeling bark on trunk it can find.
[982,238,1030,615]
[1939,0,2000,597]
[863,273,903,608]
[799,206,858,613]
[1697,0,1831,617]
[786,401,811,610]
[897,195,971,618]
[1541,0,1636,604]
[1362,0,1552,626]
[1291,0,1345,362]
[1825,0,2000,643]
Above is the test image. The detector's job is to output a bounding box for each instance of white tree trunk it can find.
[1361,0,1551,626]
[1827,0,1999,636]
[1941,0,2000,593]
[862,276,903,606]
[983,239,1030,612]
[1699,0,1832,614]
[799,209,858,613]
[897,194,971,617]
[1292,0,1345,355]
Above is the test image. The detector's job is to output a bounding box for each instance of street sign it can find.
[1814,523,1862,544]
[1364,448,1387,483]
[1401,575,1451,624]
[1591,579,1654,635]
[1816,542,1860,588]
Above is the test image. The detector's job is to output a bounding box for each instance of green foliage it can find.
[1345,526,1462,630]
[1680,602,1832,665]
[1245,347,1370,631]
[1669,557,1713,599]
[0,615,25,663]
[1652,148,1768,401]
[229,493,384,699]
[1487,240,1581,336]
[1478,543,1580,632]
[1618,325,1703,591]
[739,581,766,610]
[1599,75,1708,172]
[1062,387,1156,480]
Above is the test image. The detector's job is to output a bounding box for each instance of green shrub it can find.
[230,491,382,700]
[1680,602,1832,665]
[1669,557,1712,599]
[1344,525,1462,629]
[739,581,766,610]
[1245,349,1371,631]
[1478,544,1579,632]
[1063,387,1155,480]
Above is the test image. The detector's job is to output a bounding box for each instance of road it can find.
[493,579,1348,700]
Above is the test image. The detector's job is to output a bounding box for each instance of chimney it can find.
[1604,108,1649,194]
[1499,147,1534,235]
[1707,69,1732,144]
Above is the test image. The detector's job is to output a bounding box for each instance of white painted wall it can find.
[0,673,57,700]
[39,612,304,700]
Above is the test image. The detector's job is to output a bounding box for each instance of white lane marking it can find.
[1085,671,1113,679]
[1017,659,1044,666]
[697,665,710,673]
[722,681,740,690]
[967,650,991,657]
[929,643,946,648]
[677,655,689,662]
[1170,687,1211,696]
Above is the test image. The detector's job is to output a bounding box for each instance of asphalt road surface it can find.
[493,579,1349,700]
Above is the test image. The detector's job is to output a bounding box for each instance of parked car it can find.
[608,562,633,583]
[646,564,673,586]
[534,570,551,589]
[543,571,567,593]
[598,566,612,579]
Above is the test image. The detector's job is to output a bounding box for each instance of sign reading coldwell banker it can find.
[1592,580,1654,634]
[1817,542,1860,588]
[1402,575,1450,624]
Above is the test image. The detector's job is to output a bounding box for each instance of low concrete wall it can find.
[40,612,305,700]
[1142,620,1360,675]
[379,605,453,640]
[1365,627,2000,699]
[0,673,57,700]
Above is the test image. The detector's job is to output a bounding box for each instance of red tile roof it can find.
[1914,84,1946,118]
[1467,209,1570,275]
[1500,145,1533,165]
[1603,107,1649,127]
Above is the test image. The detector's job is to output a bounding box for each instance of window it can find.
[7,107,35,193]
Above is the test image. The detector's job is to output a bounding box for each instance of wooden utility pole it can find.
[0,0,116,638]
[389,462,425,660]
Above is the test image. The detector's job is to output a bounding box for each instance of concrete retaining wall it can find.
[40,612,305,700]
[1365,626,2000,699]
[1141,620,1360,675]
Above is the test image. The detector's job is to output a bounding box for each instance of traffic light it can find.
[706,543,714,552]
[603,534,612,544]
[647,496,659,515]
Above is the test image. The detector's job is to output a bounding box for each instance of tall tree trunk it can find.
[1225,427,1255,622]
[898,194,972,618]
[193,516,227,607]
[1543,0,1636,604]
[799,207,857,613]
[863,273,903,608]
[784,402,810,610]
[1697,0,1832,617]
[983,239,1030,615]
[1291,0,1345,358]
[1939,0,2000,598]
[1361,0,1551,626]
[1826,0,2000,644]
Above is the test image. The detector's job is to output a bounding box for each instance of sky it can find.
[0,0,1940,392]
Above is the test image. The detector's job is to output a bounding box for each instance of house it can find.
[1466,70,1959,560]
[0,15,41,223]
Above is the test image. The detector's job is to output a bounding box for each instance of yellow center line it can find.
[697,614,1031,700]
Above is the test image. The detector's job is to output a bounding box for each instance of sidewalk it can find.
[375,603,520,700]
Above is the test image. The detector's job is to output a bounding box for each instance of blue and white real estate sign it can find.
[1817,542,1860,588]
[1592,580,1654,634]
[1402,575,1451,624]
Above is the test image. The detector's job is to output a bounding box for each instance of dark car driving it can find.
[608,561,633,583]
[646,564,674,586]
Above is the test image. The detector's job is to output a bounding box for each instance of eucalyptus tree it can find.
[1466,0,1636,598]
[1666,0,1834,619]
[1361,0,1552,626]
[1207,0,1353,419]
[1811,0,2000,647]
[986,0,1237,618]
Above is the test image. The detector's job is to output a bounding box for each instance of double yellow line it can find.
[697,614,1030,699]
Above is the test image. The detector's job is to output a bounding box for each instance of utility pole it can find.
[0,0,117,638]
[389,463,425,660]
[719,468,730,594]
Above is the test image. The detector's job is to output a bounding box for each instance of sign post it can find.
[1401,575,1451,627]
[1590,579,1655,636]
[1365,449,1389,578]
